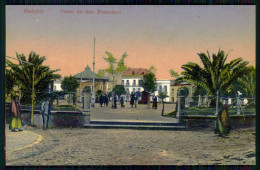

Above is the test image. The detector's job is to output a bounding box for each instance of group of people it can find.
[99,93,159,109]
[99,94,109,107]
[9,95,51,131]
[130,93,138,108]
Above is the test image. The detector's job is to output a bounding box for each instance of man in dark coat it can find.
[100,94,104,107]
[113,95,118,109]
[120,95,125,107]
[152,95,158,109]
[130,93,135,108]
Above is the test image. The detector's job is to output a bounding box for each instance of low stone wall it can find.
[6,109,90,128]
[184,115,255,130]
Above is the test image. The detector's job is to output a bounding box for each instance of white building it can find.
[121,77,144,94]
[53,78,63,91]
[154,80,172,102]
[121,68,151,101]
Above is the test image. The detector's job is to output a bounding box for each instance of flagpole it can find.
[91,37,96,107]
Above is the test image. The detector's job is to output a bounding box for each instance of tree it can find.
[169,69,179,78]
[113,85,126,97]
[5,69,16,96]
[175,50,253,106]
[237,66,256,98]
[140,73,157,108]
[158,91,168,116]
[95,89,103,103]
[83,86,91,93]
[97,69,106,79]
[149,66,157,74]
[61,75,80,92]
[193,85,207,96]
[102,51,128,108]
[6,51,61,103]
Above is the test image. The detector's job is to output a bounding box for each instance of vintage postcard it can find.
[5,5,256,165]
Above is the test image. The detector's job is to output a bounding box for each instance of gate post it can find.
[176,95,181,119]
[205,95,209,107]
[215,90,219,116]
[237,94,241,115]
[83,90,91,112]
[198,95,202,106]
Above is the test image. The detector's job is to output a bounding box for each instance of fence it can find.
[178,93,256,116]
[5,102,89,127]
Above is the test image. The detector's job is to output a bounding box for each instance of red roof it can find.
[123,68,151,76]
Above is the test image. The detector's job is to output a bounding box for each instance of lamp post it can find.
[31,66,35,125]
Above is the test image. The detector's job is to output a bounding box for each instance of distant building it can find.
[154,80,173,102]
[170,81,194,103]
[53,78,63,91]
[121,68,151,101]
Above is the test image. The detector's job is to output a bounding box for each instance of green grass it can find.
[53,105,80,111]
[164,106,255,117]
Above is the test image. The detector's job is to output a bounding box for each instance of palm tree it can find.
[176,50,253,104]
[236,66,256,98]
[6,51,60,103]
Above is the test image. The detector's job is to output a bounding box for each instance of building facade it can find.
[53,78,63,91]
[121,68,151,101]
[154,80,173,102]
[170,82,194,103]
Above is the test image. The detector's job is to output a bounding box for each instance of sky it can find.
[6,5,255,79]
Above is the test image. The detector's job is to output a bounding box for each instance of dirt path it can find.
[6,126,255,165]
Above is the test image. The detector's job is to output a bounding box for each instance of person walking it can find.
[9,96,23,132]
[104,94,109,107]
[113,95,118,109]
[41,97,51,130]
[100,94,104,107]
[130,93,135,108]
[152,95,158,109]
[134,94,138,108]
[120,95,125,107]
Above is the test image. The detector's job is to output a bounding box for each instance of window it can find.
[54,85,56,91]
[132,71,135,75]
[133,80,136,86]
[133,88,135,92]
[100,85,103,90]
[122,80,124,85]
[159,86,162,92]
[138,88,140,92]
[164,85,167,93]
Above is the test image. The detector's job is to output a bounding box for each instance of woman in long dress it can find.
[9,96,22,132]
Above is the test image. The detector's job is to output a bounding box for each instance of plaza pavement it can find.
[6,125,255,165]
[73,101,179,123]
[5,125,43,153]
